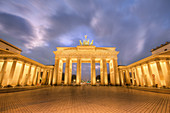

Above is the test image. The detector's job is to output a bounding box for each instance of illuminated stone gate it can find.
[53,36,119,85]
[0,38,169,88]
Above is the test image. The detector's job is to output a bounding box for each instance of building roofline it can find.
[151,41,169,52]
[0,38,22,52]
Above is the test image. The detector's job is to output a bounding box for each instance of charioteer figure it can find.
[79,35,93,46]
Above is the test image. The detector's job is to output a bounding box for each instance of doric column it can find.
[147,63,153,86]
[8,60,17,85]
[48,70,52,85]
[165,60,170,87]
[109,59,115,85]
[37,68,41,85]
[28,66,36,86]
[57,59,63,85]
[32,66,37,85]
[76,58,81,85]
[0,59,8,86]
[100,60,104,85]
[114,59,120,85]
[140,65,144,86]
[53,58,59,85]
[131,69,135,86]
[132,68,139,86]
[79,60,82,84]
[135,67,141,86]
[91,58,96,86]
[120,70,124,86]
[125,69,131,85]
[155,60,165,86]
[103,59,108,85]
[141,65,147,86]
[64,58,70,85]
[17,62,26,85]
[32,67,39,85]
[68,60,72,85]
[25,64,32,85]
[41,69,47,85]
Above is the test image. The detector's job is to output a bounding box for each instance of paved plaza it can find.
[0,86,169,113]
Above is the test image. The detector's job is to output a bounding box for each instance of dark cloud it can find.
[22,46,54,65]
[0,12,33,36]
[0,12,34,49]
[45,12,90,39]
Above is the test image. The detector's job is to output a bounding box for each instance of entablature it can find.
[54,46,119,58]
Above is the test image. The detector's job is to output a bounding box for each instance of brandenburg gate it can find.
[52,36,119,86]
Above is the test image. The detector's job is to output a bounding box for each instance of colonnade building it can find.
[119,42,170,88]
[0,39,53,87]
[0,37,169,88]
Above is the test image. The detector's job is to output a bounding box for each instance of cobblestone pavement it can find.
[0,86,49,93]
[0,85,169,113]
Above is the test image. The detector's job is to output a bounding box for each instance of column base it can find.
[100,84,109,86]
[115,84,121,86]
[57,84,62,86]
[110,83,115,86]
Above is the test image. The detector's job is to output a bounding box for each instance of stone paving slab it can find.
[0,86,50,93]
[127,86,170,94]
[0,86,169,113]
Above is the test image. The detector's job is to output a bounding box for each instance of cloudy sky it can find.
[0,0,170,80]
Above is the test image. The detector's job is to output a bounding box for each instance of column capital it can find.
[146,61,153,65]
[132,68,136,71]
[139,64,143,66]
[18,60,26,64]
[12,58,18,61]
[3,57,8,60]
[1,59,8,62]
[77,58,81,62]
[38,67,41,70]
[165,57,169,60]
[91,58,96,62]
[145,61,149,64]
[25,62,31,66]
[166,59,170,62]
[130,68,133,72]
[154,58,161,62]
[31,64,36,67]
[135,66,139,68]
